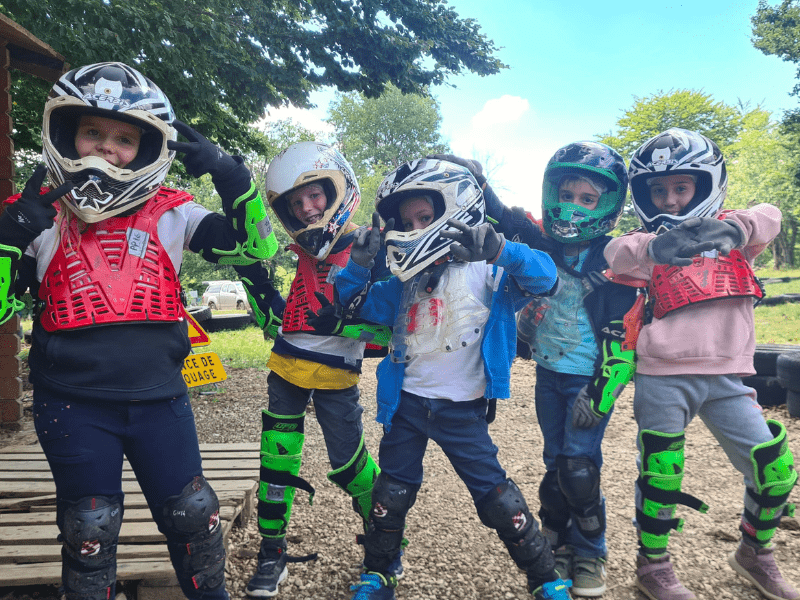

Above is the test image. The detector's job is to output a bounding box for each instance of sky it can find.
[264,0,799,218]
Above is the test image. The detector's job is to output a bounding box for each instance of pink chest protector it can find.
[38,187,192,331]
[282,243,352,333]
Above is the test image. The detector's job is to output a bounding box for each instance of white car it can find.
[201,280,250,311]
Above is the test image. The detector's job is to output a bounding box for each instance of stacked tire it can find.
[744,344,800,410]
[777,351,800,418]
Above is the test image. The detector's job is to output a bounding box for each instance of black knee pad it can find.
[58,495,123,600]
[538,470,570,536]
[476,479,553,576]
[161,476,226,593]
[556,455,605,539]
[363,473,418,573]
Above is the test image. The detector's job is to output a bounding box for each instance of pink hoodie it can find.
[603,204,782,377]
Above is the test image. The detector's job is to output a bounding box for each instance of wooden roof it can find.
[0,12,67,81]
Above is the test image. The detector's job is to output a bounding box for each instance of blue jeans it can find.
[378,390,506,504]
[534,365,612,558]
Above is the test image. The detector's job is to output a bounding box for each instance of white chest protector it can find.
[389,261,493,363]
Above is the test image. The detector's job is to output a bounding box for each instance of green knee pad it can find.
[327,436,379,527]
[0,244,24,326]
[744,419,798,545]
[257,409,314,539]
[636,430,708,556]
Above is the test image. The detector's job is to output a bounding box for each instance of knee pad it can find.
[362,473,418,573]
[327,436,379,527]
[636,430,707,556]
[58,495,123,600]
[257,409,314,539]
[742,419,798,545]
[476,479,553,577]
[162,476,226,594]
[556,455,605,539]
[537,470,569,545]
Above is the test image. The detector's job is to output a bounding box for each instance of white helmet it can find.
[266,141,360,260]
[42,62,177,223]
[629,127,727,233]
[375,158,484,281]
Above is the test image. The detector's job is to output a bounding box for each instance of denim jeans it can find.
[378,390,507,504]
[534,364,612,558]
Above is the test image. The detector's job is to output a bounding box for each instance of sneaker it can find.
[246,540,288,597]
[531,578,573,599]
[350,572,397,600]
[554,546,573,582]
[635,553,696,600]
[728,541,800,600]
[572,555,606,597]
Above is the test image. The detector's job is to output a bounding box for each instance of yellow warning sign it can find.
[182,352,227,388]
[184,309,211,347]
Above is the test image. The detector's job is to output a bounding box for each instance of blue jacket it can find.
[335,239,557,429]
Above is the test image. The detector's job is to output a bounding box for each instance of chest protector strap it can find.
[649,249,762,319]
[39,187,192,332]
[282,243,351,334]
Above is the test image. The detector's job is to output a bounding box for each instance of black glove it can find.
[0,165,72,250]
[426,154,486,187]
[168,120,239,180]
[350,212,386,269]
[441,219,505,263]
[679,217,742,255]
[648,222,716,266]
[572,384,604,429]
[305,291,345,336]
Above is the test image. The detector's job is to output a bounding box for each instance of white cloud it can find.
[470,95,530,128]
[258,103,335,137]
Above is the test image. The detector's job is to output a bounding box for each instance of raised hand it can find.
[648,222,716,266]
[350,212,383,269]
[679,217,742,255]
[440,219,505,263]
[167,120,238,179]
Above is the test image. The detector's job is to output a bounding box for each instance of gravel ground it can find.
[2,357,799,600]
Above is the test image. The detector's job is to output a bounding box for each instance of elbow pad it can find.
[0,243,24,325]
[217,182,278,264]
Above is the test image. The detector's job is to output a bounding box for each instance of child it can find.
[456,143,638,596]
[331,157,572,600]
[603,127,798,600]
[238,141,396,598]
[0,62,278,600]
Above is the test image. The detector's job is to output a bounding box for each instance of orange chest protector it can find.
[38,187,192,332]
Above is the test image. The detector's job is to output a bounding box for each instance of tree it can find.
[1,0,505,157]
[327,84,449,220]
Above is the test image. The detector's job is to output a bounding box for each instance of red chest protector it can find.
[649,249,762,319]
[38,187,192,332]
[282,243,352,334]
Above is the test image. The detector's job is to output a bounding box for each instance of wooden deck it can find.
[0,442,259,587]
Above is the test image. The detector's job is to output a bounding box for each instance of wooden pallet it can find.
[0,442,260,587]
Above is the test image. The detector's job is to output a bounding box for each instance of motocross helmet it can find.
[542,141,628,243]
[266,141,360,260]
[629,127,727,233]
[375,157,484,281]
[42,62,177,223]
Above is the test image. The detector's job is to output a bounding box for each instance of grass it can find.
[200,325,273,370]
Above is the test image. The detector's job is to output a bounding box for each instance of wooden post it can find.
[0,41,22,427]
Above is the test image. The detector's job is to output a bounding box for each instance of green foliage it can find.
[202,325,272,370]
[2,0,505,156]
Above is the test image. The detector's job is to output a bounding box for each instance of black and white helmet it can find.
[42,62,177,223]
[629,127,727,233]
[265,141,361,260]
[376,158,484,281]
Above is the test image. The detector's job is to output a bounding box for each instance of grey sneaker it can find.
[572,555,606,597]
[554,546,573,582]
[636,553,697,600]
[246,539,289,597]
[728,541,800,600]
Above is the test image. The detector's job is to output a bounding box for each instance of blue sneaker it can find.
[350,572,397,600]
[532,578,573,600]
